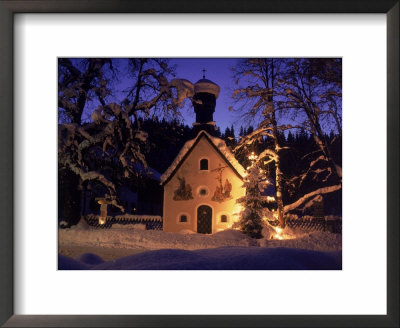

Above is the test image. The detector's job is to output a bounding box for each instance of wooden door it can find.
[197,205,212,234]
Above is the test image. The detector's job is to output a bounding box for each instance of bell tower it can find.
[191,70,220,135]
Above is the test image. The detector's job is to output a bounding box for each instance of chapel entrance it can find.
[197,205,212,234]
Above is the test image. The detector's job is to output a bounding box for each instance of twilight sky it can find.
[77,58,242,133]
[73,58,340,135]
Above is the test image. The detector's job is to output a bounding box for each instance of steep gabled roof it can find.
[160,130,246,186]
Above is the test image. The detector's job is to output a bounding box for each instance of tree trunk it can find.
[307,111,342,181]
[59,167,81,226]
[270,60,285,228]
[271,111,285,228]
[58,59,109,226]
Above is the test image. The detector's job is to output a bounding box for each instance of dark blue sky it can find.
[77,58,241,132]
[73,58,339,135]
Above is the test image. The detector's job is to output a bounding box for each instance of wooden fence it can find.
[269,216,342,233]
[84,214,163,230]
[83,214,341,234]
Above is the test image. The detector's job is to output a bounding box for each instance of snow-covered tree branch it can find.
[231,58,342,228]
[284,184,342,213]
[58,58,193,224]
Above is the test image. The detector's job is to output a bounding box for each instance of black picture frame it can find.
[0,1,398,327]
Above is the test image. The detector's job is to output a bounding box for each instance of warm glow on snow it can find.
[232,204,243,217]
[272,226,295,240]
[227,204,243,229]
[274,227,284,240]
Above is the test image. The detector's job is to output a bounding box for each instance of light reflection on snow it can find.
[272,226,296,240]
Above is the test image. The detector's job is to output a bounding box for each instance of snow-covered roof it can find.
[160,130,246,185]
[194,79,220,98]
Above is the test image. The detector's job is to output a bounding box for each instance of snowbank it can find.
[58,247,341,270]
[263,231,342,252]
[59,226,341,253]
[76,253,105,265]
[59,228,255,251]
[59,224,342,270]
[58,254,90,270]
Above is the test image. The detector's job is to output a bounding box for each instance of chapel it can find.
[160,76,246,233]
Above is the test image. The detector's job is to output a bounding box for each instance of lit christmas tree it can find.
[236,152,272,239]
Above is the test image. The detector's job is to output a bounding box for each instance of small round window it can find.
[197,186,209,197]
[220,215,228,223]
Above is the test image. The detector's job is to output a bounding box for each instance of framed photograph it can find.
[0,1,398,327]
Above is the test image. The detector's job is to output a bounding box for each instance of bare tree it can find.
[276,58,342,181]
[232,58,289,227]
[58,58,112,124]
[58,58,194,223]
[231,58,342,226]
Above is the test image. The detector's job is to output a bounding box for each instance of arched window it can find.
[177,213,191,224]
[179,214,188,223]
[220,214,228,223]
[200,158,209,170]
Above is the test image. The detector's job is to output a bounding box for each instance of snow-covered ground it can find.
[59,220,341,252]
[58,220,341,270]
[59,247,341,270]
[59,244,147,262]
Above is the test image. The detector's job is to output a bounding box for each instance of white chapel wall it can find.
[163,137,245,233]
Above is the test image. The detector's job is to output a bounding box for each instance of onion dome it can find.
[194,79,220,99]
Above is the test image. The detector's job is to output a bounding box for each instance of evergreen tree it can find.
[230,124,235,139]
[224,126,230,139]
[236,155,271,239]
[239,126,245,137]
[287,131,295,144]
[223,125,237,149]
[232,59,287,227]
[215,127,222,138]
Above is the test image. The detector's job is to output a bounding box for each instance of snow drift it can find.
[59,225,341,253]
[59,247,341,270]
